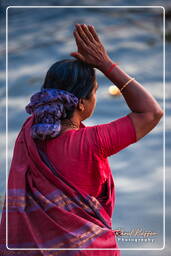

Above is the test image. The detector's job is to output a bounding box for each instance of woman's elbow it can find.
[153,109,164,121]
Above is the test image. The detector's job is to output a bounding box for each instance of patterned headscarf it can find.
[25,88,79,140]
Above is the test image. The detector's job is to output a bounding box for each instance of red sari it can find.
[0,113,136,255]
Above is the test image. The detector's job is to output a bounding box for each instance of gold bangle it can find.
[120,77,135,92]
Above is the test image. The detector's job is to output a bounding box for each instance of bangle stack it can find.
[120,77,135,92]
[104,62,136,93]
[104,63,118,76]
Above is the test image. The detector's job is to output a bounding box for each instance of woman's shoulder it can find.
[78,115,137,158]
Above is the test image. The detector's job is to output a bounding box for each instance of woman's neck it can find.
[61,118,80,132]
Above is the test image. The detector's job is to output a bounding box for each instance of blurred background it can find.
[0,0,170,255]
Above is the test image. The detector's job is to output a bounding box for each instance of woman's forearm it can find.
[99,58,163,115]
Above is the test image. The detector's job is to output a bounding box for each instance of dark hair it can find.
[41,59,96,119]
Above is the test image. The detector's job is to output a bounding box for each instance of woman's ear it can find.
[78,98,85,112]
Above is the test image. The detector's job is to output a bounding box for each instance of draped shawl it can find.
[0,115,120,256]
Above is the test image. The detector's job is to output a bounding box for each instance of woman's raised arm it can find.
[70,24,163,141]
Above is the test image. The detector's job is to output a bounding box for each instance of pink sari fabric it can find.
[0,115,121,256]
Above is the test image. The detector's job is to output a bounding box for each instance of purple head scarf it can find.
[25,88,79,140]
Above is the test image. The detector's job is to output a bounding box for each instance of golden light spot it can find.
[108,85,121,96]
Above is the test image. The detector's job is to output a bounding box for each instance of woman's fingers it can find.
[74,24,101,44]
[87,25,101,43]
[81,24,95,43]
[70,51,85,61]
[73,29,87,50]
[75,24,92,45]
[72,24,106,67]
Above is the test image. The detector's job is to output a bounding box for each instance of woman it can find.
[0,24,163,255]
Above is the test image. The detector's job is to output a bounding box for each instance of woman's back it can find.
[37,114,137,199]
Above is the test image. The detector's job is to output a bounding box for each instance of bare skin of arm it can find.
[70,24,164,141]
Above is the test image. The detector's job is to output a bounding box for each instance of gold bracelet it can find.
[120,77,135,92]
